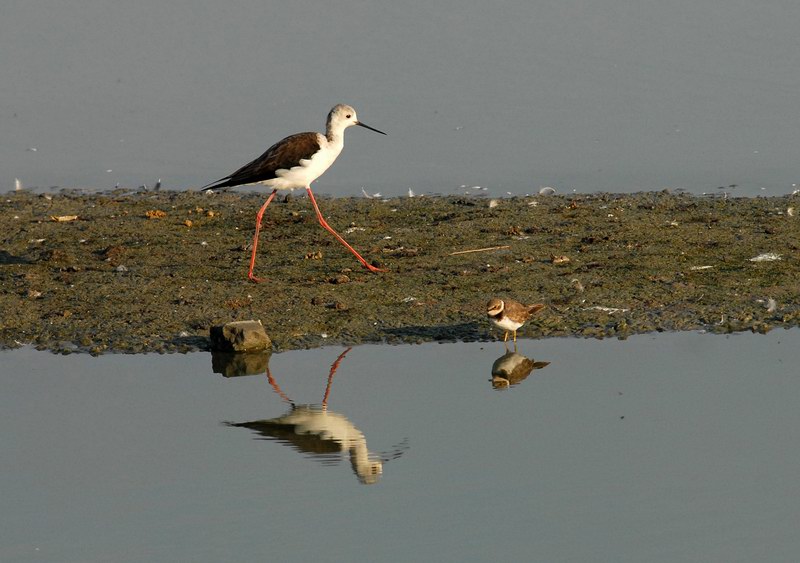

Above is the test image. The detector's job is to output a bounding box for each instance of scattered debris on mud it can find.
[1,188,798,354]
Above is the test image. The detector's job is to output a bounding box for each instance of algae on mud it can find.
[1,189,798,354]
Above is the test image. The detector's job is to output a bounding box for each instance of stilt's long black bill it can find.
[357,122,387,135]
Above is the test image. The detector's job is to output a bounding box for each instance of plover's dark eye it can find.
[346,114,352,119]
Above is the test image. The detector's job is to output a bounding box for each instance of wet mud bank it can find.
[1,189,798,354]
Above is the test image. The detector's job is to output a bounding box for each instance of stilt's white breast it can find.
[267,133,342,190]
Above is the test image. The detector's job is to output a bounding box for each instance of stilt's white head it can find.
[327,104,386,136]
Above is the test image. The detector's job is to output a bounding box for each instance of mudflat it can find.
[1,189,798,354]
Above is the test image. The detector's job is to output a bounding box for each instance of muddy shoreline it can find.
[1,189,798,354]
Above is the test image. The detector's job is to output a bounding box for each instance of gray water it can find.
[3,1,800,197]
[2,330,799,562]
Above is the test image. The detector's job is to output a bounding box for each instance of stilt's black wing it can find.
[201,132,321,190]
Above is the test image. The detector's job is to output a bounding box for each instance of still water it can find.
[2,330,799,562]
[4,2,800,196]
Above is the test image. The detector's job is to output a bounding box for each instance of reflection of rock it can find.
[491,351,550,388]
[228,406,385,485]
[209,320,271,352]
[211,350,271,377]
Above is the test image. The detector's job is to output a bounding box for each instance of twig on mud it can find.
[448,245,510,256]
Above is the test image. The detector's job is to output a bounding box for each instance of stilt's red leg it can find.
[266,366,293,404]
[305,187,386,273]
[248,189,278,283]
[321,347,352,407]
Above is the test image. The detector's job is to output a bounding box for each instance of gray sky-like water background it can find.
[2,1,800,197]
[4,3,800,562]
[3,331,800,563]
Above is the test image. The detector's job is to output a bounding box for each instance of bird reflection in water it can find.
[490,350,550,389]
[226,347,407,484]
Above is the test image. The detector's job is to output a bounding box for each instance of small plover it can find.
[486,298,545,342]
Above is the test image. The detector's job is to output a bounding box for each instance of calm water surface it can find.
[3,2,800,197]
[2,330,800,562]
